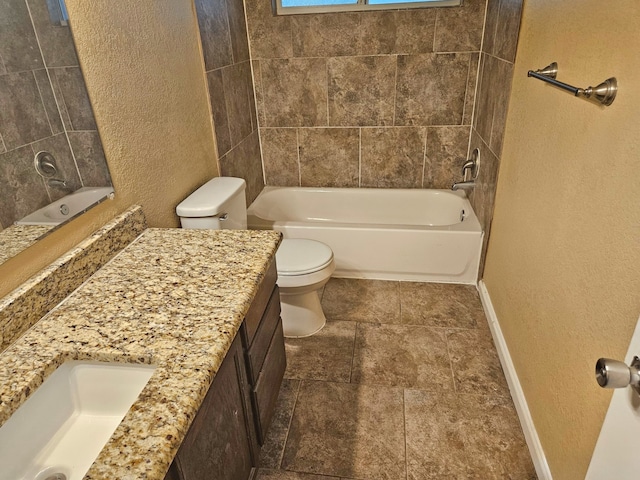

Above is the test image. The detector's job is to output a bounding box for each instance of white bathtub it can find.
[247,186,483,284]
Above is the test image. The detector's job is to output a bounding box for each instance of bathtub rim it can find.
[247,186,482,233]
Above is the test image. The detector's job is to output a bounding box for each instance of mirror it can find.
[0,0,113,265]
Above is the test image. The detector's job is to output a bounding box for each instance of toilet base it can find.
[279,290,326,338]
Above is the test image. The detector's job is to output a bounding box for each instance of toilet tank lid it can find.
[176,177,246,217]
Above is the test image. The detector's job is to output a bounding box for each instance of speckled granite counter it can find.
[0,228,281,480]
[0,225,54,264]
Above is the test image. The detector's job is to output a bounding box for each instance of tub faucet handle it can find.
[461,159,475,176]
[460,148,480,181]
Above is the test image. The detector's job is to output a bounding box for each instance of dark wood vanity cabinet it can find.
[164,260,286,480]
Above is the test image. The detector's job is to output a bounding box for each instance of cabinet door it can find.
[175,335,253,480]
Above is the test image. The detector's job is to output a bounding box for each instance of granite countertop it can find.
[0,228,281,480]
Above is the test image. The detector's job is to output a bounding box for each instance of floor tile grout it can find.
[276,380,302,470]
[444,328,459,393]
[349,322,358,384]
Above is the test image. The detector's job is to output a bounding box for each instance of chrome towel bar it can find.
[527,62,617,106]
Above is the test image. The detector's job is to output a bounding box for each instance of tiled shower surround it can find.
[247,0,485,189]
[0,0,110,229]
[195,0,264,205]
[195,0,523,274]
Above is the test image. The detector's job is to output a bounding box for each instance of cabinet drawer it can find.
[251,321,286,444]
[244,259,277,346]
[247,287,281,385]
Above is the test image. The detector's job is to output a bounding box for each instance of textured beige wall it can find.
[483,0,640,478]
[0,1,218,297]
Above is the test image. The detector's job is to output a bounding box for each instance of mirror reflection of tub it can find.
[16,187,114,226]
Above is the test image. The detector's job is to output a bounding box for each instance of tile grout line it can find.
[31,70,55,136]
[276,379,303,470]
[403,388,409,480]
[397,280,402,323]
[349,322,358,383]
[444,328,458,393]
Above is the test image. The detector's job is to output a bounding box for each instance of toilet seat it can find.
[276,239,334,276]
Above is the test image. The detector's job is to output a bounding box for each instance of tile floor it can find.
[256,279,537,480]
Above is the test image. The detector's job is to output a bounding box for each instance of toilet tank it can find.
[176,177,247,230]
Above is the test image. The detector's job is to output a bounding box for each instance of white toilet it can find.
[176,177,335,338]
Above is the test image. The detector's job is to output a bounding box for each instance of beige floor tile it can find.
[260,380,301,469]
[284,321,356,382]
[282,381,406,479]
[399,282,487,329]
[404,390,536,479]
[351,323,454,390]
[447,328,510,396]
[321,278,401,324]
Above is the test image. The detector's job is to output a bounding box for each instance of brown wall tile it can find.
[483,0,523,62]
[207,70,232,157]
[482,0,501,56]
[219,130,264,205]
[34,69,64,135]
[292,13,361,58]
[473,53,513,156]
[252,60,266,127]
[0,0,43,73]
[51,67,97,131]
[261,58,328,127]
[245,0,293,59]
[463,53,480,125]
[261,128,300,186]
[196,0,264,201]
[380,10,437,55]
[0,71,52,149]
[434,0,487,52]
[49,69,72,130]
[227,0,251,63]
[195,0,233,70]
[299,128,359,187]
[26,0,79,67]
[396,53,471,126]
[68,131,111,187]
[290,9,437,58]
[222,61,255,146]
[424,126,471,189]
[361,127,426,188]
[328,55,396,127]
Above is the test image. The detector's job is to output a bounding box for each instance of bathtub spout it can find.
[451,180,475,191]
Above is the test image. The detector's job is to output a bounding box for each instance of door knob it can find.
[595,356,640,394]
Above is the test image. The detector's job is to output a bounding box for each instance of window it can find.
[276,0,461,15]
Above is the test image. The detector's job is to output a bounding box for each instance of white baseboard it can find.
[477,280,553,480]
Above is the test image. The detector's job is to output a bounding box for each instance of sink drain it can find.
[33,468,69,480]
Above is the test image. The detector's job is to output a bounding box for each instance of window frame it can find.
[274,0,461,15]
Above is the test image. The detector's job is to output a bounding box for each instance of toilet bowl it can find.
[276,239,335,338]
[176,177,334,338]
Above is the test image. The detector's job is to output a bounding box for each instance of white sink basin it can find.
[16,187,114,226]
[0,361,156,480]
